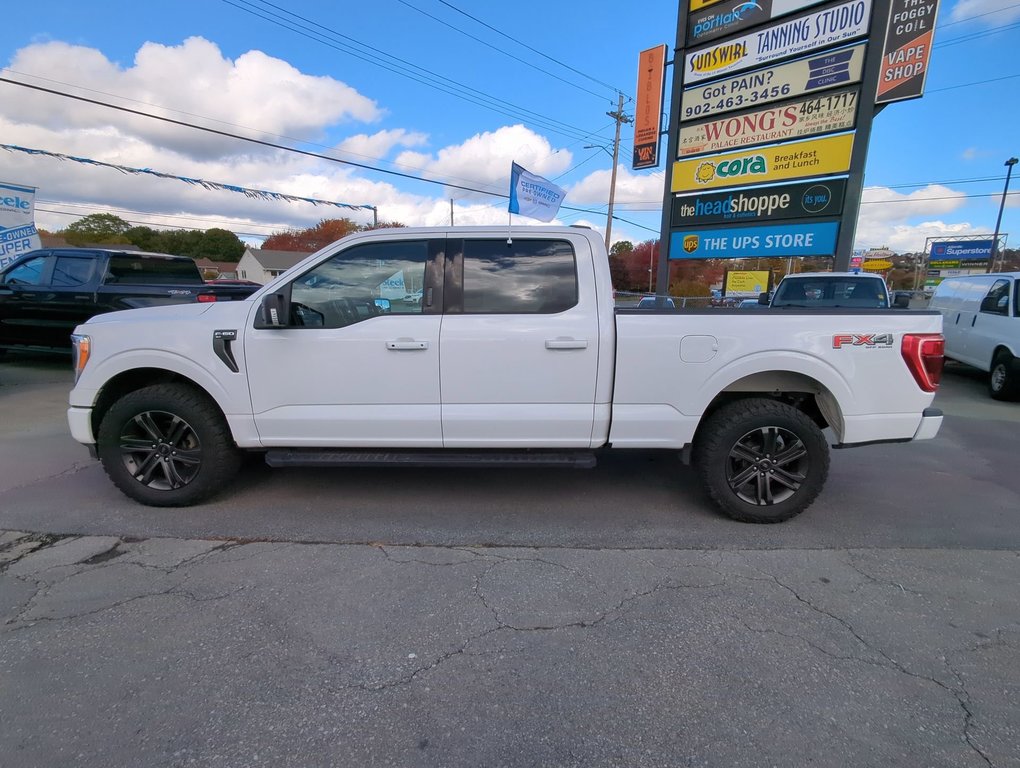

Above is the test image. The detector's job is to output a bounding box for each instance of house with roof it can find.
[236,248,314,284]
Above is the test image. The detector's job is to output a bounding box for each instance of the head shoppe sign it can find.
[673,178,847,225]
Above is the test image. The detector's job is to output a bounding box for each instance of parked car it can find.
[636,296,676,309]
[764,272,902,309]
[737,299,764,309]
[0,248,260,353]
[928,272,1020,399]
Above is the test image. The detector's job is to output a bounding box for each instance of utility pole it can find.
[605,92,632,251]
[989,157,1018,273]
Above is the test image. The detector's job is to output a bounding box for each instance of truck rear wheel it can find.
[97,383,241,506]
[694,398,829,524]
[989,352,1020,401]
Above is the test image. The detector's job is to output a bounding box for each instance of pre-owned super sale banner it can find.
[683,0,872,84]
[0,181,42,270]
[680,44,866,122]
[672,133,855,192]
[679,89,858,157]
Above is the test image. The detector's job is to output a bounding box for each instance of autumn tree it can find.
[262,218,363,251]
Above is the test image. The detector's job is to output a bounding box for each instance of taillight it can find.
[901,333,944,393]
[197,294,218,302]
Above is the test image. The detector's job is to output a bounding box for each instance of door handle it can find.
[971,316,977,327]
[387,339,429,350]
[545,339,588,350]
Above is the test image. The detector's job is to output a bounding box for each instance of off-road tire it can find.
[694,398,829,524]
[97,383,242,506]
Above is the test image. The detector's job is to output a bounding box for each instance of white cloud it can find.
[6,38,380,160]
[395,124,572,197]
[336,130,428,161]
[855,185,973,250]
[568,167,663,209]
[949,0,1020,24]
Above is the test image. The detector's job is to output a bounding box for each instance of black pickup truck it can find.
[0,248,261,353]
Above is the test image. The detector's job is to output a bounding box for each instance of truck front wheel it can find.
[694,398,829,524]
[97,383,242,506]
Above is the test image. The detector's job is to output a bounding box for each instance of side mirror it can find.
[374,298,391,313]
[256,292,291,328]
[894,293,910,309]
[757,292,770,306]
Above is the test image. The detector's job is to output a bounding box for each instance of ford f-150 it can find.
[66,227,945,523]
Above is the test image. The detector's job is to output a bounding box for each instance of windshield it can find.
[772,277,888,308]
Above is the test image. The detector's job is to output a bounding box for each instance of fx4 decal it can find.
[832,333,894,349]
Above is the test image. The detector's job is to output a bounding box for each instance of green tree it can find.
[125,226,166,252]
[61,213,131,246]
[194,228,245,262]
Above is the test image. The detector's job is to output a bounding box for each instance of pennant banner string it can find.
[0,143,375,212]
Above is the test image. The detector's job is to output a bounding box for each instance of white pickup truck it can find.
[67,226,945,523]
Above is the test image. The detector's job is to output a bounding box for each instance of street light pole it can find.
[989,156,1018,273]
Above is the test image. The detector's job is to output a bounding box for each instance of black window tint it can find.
[3,256,48,286]
[461,239,577,314]
[52,257,95,287]
[107,256,201,284]
[981,279,1010,316]
[289,241,429,329]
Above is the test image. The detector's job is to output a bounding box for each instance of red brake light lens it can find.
[901,334,944,393]
[197,294,218,302]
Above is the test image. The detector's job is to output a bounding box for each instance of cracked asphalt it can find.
[1,352,1019,767]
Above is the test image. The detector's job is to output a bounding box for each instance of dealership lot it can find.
[1,351,1018,767]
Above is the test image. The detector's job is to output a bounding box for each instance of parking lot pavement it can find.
[2,532,1018,768]
[1,351,1019,767]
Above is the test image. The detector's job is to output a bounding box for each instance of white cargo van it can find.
[928,272,1020,400]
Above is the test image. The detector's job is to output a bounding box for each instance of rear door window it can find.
[455,239,578,314]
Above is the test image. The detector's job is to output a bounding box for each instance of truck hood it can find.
[80,302,219,327]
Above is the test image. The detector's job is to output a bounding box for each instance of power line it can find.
[0,76,505,197]
[393,0,611,101]
[34,207,273,239]
[36,199,284,233]
[436,0,627,97]
[0,77,627,224]
[925,71,1020,93]
[0,67,533,192]
[934,20,1020,48]
[221,0,611,145]
[936,3,1020,29]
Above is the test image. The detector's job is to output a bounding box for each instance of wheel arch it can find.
[91,367,224,439]
[692,355,853,443]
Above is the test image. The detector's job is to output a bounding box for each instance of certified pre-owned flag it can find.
[508,162,566,222]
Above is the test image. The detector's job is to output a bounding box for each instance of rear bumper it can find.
[912,407,943,441]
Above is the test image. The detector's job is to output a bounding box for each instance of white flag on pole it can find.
[508,162,566,222]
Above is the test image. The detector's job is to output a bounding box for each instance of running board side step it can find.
[265,449,597,469]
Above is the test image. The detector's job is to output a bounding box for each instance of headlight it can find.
[71,334,91,384]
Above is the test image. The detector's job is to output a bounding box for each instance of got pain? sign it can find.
[669,221,840,259]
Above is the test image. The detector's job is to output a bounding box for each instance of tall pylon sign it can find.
[646,0,941,288]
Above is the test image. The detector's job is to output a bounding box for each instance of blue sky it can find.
[1,0,1018,252]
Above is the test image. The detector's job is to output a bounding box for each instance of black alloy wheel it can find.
[97,383,241,506]
[694,398,829,524]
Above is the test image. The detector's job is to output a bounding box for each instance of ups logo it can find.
[683,235,699,253]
